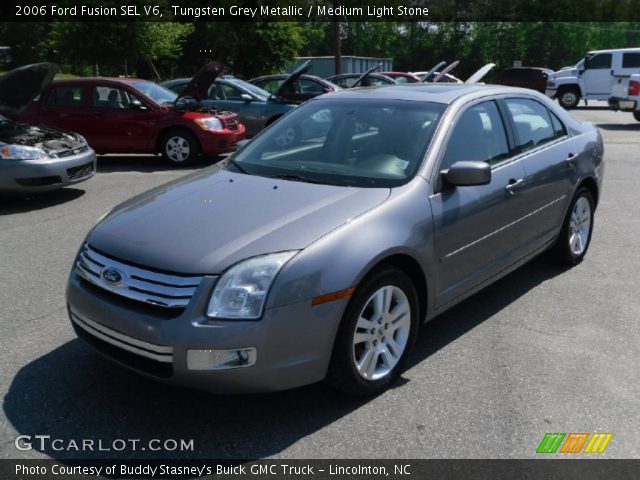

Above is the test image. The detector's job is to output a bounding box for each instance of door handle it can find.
[566,153,576,169]
[505,178,524,195]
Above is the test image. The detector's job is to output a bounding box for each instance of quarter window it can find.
[441,101,510,170]
[622,53,640,68]
[505,98,561,153]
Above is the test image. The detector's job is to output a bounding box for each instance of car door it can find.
[38,84,93,134]
[502,97,576,249]
[581,52,613,96]
[202,81,264,137]
[88,84,152,152]
[430,99,532,307]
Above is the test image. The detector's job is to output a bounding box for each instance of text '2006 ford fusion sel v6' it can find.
[67,83,604,396]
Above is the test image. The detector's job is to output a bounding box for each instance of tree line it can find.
[1,22,639,80]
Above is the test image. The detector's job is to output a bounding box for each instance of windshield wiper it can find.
[226,158,249,174]
[272,174,323,184]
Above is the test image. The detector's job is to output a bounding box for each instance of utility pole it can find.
[333,1,342,75]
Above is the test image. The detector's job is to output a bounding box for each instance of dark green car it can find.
[162,62,311,139]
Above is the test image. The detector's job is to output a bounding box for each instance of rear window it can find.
[45,86,84,107]
[622,53,640,69]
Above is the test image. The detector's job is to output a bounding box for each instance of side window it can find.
[622,53,640,69]
[585,53,612,70]
[93,86,136,109]
[300,78,325,94]
[441,101,510,170]
[45,86,84,107]
[211,83,244,100]
[256,79,283,94]
[505,98,558,153]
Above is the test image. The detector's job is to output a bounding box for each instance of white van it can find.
[546,48,640,108]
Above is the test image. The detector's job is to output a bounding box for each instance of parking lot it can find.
[0,104,638,460]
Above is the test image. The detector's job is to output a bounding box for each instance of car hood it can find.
[88,168,391,274]
[175,61,223,103]
[0,63,58,119]
[0,120,85,153]
[272,60,311,99]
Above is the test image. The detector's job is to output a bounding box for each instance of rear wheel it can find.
[161,130,198,165]
[326,267,419,396]
[633,111,640,122]
[551,187,595,265]
[558,87,580,109]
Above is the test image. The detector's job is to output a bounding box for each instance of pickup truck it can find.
[546,48,640,109]
[608,74,640,121]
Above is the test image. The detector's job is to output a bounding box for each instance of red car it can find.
[22,63,245,164]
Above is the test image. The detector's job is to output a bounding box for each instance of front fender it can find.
[268,179,436,315]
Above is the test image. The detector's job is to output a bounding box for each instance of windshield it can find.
[226,98,446,188]
[131,81,177,104]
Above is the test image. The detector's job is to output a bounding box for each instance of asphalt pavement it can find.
[1,104,639,460]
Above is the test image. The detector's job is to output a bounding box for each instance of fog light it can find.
[187,348,257,370]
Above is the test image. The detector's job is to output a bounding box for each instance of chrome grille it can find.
[224,117,239,131]
[55,145,89,158]
[75,243,204,309]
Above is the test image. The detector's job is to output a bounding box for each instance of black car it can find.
[0,63,96,194]
[498,67,554,94]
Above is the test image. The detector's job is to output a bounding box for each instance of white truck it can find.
[608,74,640,121]
[546,48,640,109]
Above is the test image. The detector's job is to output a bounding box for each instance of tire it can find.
[326,267,419,396]
[633,111,640,122]
[160,130,198,165]
[551,187,595,266]
[558,87,580,109]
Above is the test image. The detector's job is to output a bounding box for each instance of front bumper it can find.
[0,147,96,194]
[197,124,247,155]
[66,270,348,393]
[608,97,637,112]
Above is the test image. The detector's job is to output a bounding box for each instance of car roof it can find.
[587,47,640,54]
[51,77,148,86]
[318,83,518,104]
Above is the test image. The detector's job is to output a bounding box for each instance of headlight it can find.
[194,117,224,131]
[207,251,298,320]
[0,144,49,160]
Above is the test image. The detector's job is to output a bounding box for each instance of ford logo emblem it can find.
[101,267,124,286]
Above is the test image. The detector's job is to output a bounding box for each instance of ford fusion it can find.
[0,63,96,194]
[67,84,604,395]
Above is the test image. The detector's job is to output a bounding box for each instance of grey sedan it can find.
[66,83,604,396]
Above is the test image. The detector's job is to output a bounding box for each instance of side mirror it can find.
[240,93,253,103]
[442,161,491,187]
[130,99,147,110]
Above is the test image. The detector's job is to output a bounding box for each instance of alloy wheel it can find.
[352,285,411,381]
[165,136,191,163]
[569,196,591,256]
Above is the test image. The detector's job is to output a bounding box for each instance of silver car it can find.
[67,83,604,396]
[0,63,96,195]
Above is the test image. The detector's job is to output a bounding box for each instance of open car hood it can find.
[272,60,311,99]
[353,63,382,88]
[433,60,460,83]
[466,63,495,84]
[175,61,223,103]
[420,61,447,83]
[0,63,58,119]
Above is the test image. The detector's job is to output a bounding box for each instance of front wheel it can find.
[326,267,419,396]
[161,130,198,165]
[558,88,580,109]
[551,187,595,265]
[633,111,640,122]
